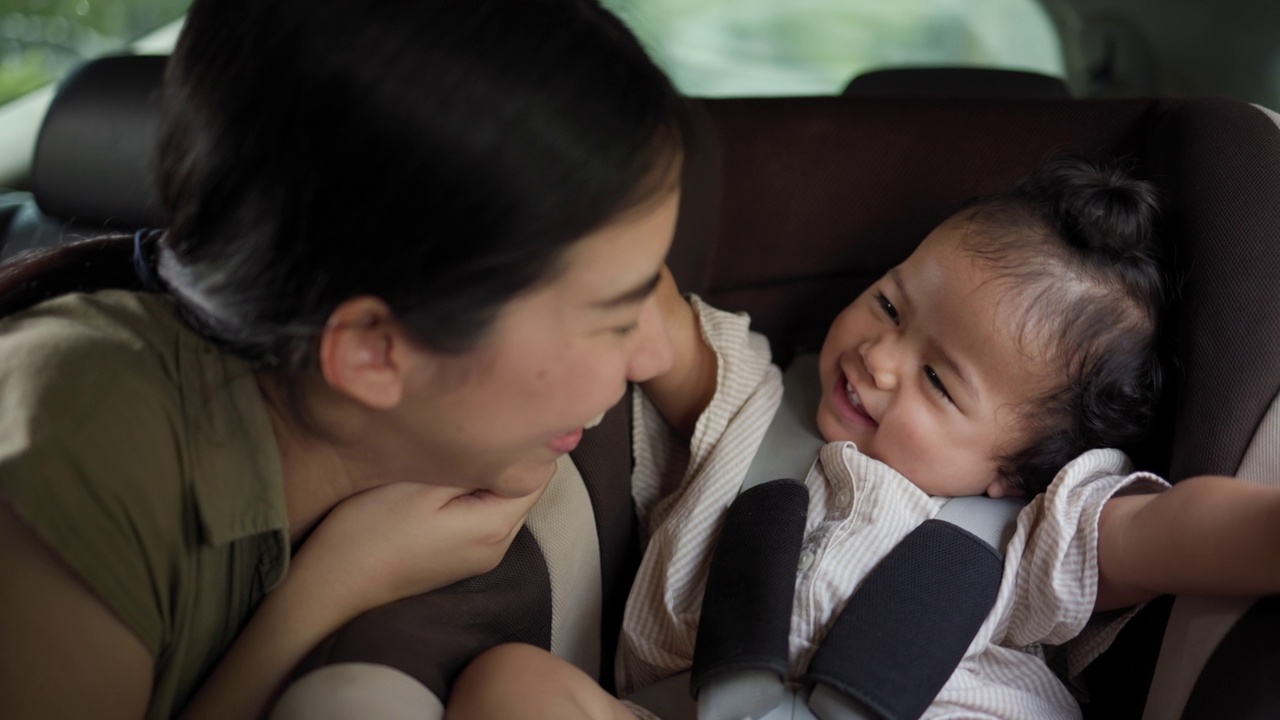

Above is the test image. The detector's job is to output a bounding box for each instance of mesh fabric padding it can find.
[804,520,1003,720]
[691,479,810,695]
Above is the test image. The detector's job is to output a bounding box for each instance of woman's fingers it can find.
[292,472,553,615]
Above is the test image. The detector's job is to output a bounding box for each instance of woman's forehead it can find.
[558,189,679,303]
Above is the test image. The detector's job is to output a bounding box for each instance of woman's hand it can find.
[182,476,548,720]
[290,479,549,617]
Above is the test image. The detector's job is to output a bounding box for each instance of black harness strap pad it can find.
[804,519,1003,720]
[691,478,810,696]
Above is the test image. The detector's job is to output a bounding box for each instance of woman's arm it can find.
[1095,475,1280,611]
[0,504,153,720]
[180,480,544,720]
[639,267,718,438]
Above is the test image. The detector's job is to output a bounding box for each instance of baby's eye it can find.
[874,292,899,325]
[924,365,955,404]
[612,322,639,337]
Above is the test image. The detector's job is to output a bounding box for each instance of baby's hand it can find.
[288,479,548,616]
[643,265,718,437]
[653,265,689,335]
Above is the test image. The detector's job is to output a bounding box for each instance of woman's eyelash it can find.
[924,365,955,404]
[874,292,899,324]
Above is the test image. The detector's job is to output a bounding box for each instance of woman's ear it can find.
[318,296,413,410]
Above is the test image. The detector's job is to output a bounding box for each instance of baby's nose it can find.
[859,340,898,391]
[870,366,897,391]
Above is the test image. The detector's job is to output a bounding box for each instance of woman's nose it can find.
[626,295,675,383]
[859,337,898,391]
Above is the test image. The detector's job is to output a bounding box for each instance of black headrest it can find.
[31,54,167,228]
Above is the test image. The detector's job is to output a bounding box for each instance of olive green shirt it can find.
[0,290,289,719]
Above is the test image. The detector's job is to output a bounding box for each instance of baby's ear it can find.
[985,476,1021,499]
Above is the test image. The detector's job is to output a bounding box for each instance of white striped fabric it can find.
[619,298,1169,719]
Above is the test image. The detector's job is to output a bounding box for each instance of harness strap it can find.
[804,520,1005,720]
[691,480,809,718]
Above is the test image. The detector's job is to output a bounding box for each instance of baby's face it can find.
[816,216,1055,497]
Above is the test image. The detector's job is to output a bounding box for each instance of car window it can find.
[0,0,189,107]
[602,0,1067,97]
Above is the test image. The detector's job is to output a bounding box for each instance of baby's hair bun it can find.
[1020,156,1160,260]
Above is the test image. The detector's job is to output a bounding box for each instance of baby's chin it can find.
[815,407,863,446]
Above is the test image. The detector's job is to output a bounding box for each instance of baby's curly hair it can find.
[957,156,1166,496]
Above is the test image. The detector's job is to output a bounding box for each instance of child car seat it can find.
[12,55,1280,720]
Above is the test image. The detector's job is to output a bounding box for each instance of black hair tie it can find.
[132,228,164,292]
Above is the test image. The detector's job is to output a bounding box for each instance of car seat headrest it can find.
[31,54,167,229]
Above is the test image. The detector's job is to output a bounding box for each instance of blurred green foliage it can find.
[0,0,1067,106]
[603,0,1065,96]
[0,0,188,105]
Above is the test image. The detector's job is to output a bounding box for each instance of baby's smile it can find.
[828,371,879,433]
[845,381,876,424]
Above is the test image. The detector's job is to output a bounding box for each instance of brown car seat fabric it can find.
[1180,594,1280,719]
[1141,99,1280,480]
[560,390,640,694]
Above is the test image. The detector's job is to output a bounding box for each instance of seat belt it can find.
[690,354,1024,720]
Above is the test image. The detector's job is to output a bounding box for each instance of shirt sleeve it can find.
[620,295,783,694]
[997,448,1170,675]
[0,304,188,657]
[630,295,781,537]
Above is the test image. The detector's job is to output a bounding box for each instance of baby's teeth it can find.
[845,381,859,409]
[584,412,607,429]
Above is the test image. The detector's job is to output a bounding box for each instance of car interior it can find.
[2,2,1279,719]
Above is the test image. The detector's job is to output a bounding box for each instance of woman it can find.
[0,0,689,717]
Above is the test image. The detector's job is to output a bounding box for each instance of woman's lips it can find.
[546,411,608,455]
[548,427,584,454]
[832,373,878,428]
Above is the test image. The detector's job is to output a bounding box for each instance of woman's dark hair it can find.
[959,156,1166,496]
[1,0,688,419]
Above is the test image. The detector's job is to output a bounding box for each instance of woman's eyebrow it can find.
[592,270,662,309]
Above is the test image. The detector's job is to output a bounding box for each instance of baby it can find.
[445,157,1280,719]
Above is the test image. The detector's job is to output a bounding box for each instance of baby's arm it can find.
[1095,475,1280,611]
[640,266,718,437]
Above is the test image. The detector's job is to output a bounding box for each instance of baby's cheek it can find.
[882,418,938,479]
[895,413,935,454]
